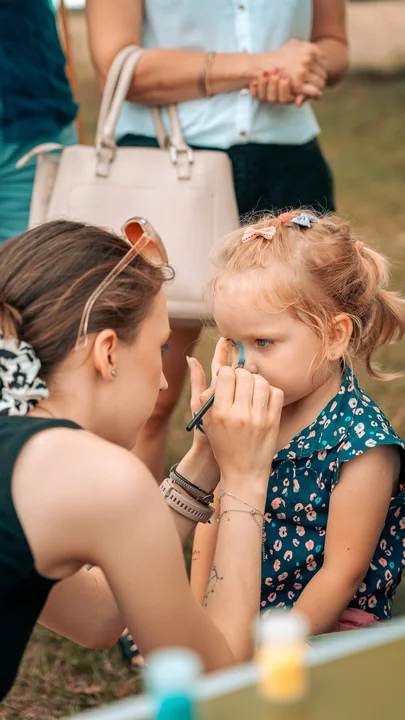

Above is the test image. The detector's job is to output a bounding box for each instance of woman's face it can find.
[107,288,170,449]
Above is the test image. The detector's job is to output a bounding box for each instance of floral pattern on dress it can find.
[261,370,405,620]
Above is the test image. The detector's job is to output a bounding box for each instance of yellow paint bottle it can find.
[257,612,310,706]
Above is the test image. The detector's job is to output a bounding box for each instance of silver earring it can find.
[331,352,336,358]
[110,369,117,377]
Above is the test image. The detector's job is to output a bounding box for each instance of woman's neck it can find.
[276,369,343,453]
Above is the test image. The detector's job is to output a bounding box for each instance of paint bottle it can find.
[146,648,201,720]
[257,611,310,706]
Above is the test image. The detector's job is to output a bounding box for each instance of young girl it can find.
[191,210,405,635]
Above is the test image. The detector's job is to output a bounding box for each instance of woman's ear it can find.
[92,329,119,380]
[328,314,353,361]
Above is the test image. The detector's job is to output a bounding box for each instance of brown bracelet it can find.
[198,52,217,97]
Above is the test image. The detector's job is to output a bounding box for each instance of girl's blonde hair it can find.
[211,211,405,380]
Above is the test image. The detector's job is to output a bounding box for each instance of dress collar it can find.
[274,369,365,461]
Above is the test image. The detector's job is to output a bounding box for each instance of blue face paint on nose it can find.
[235,341,245,368]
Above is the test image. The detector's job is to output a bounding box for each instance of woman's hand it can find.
[201,366,283,494]
[250,39,327,105]
[249,70,307,108]
[187,338,230,453]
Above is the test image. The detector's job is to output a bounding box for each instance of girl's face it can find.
[213,277,330,406]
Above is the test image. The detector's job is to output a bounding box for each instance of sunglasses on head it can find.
[75,217,168,350]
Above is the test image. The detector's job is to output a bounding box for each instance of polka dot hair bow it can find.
[241,226,277,244]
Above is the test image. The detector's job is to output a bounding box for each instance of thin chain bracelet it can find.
[217,508,267,561]
[219,487,264,518]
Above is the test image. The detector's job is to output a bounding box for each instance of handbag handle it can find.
[96,45,193,179]
[95,44,139,149]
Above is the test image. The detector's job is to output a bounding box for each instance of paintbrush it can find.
[186,341,245,432]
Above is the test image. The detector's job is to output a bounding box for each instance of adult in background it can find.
[0,0,77,242]
[87,0,348,487]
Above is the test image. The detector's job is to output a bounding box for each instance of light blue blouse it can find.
[116,0,320,149]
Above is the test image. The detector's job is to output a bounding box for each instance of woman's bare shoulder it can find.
[11,426,157,577]
[13,425,153,510]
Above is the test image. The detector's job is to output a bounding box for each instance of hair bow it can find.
[241,226,277,244]
[291,213,319,229]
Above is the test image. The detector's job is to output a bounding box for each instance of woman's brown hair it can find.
[0,220,171,377]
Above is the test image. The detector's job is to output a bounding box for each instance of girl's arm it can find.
[312,0,349,86]
[294,445,399,635]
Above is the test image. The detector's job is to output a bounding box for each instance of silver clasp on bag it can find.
[95,137,117,178]
[169,144,194,181]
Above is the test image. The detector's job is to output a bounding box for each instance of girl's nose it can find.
[243,356,258,375]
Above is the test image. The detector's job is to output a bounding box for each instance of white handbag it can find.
[17,45,239,322]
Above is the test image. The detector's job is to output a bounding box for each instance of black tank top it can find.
[0,415,81,700]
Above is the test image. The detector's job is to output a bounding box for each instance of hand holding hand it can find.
[250,39,327,106]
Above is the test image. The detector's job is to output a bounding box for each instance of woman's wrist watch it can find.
[160,478,214,524]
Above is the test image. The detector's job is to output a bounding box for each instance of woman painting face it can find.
[100,289,171,449]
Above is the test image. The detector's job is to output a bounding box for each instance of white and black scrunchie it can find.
[0,330,48,416]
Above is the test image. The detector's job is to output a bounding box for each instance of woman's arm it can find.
[190,488,220,605]
[40,566,124,648]
[86,0,325,106]
[294,445,399,635]
[86,0,255,104]
[312,0,349,86]
[14,371,282,668]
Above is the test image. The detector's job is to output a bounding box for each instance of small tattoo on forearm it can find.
[203,563,223,608]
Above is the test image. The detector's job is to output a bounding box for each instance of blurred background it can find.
[2,2,405,719]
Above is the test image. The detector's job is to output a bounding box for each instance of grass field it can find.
[2,21,405,720]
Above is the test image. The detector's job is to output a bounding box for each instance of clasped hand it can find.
[250,39,327,107]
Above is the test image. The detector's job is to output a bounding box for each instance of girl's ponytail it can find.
[354,247,405,379]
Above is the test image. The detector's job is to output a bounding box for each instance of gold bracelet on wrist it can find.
[198,51,217,97]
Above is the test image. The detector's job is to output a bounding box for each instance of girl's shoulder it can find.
[274,371,404,465]
[336,378,405,464]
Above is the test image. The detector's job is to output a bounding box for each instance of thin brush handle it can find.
[185,360,245,432]
[186,392,215,432]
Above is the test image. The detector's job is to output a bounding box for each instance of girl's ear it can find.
[328,314,353,361]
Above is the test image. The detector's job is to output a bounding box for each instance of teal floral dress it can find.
[261,370,405,620]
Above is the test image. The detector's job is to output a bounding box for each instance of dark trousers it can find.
[118,134,335,219]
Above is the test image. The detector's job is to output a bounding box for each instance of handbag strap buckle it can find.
[95,137,117,178]
[169,144,194,181]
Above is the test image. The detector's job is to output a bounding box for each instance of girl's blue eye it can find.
[161,343,169,356]
[256,339,274,348]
